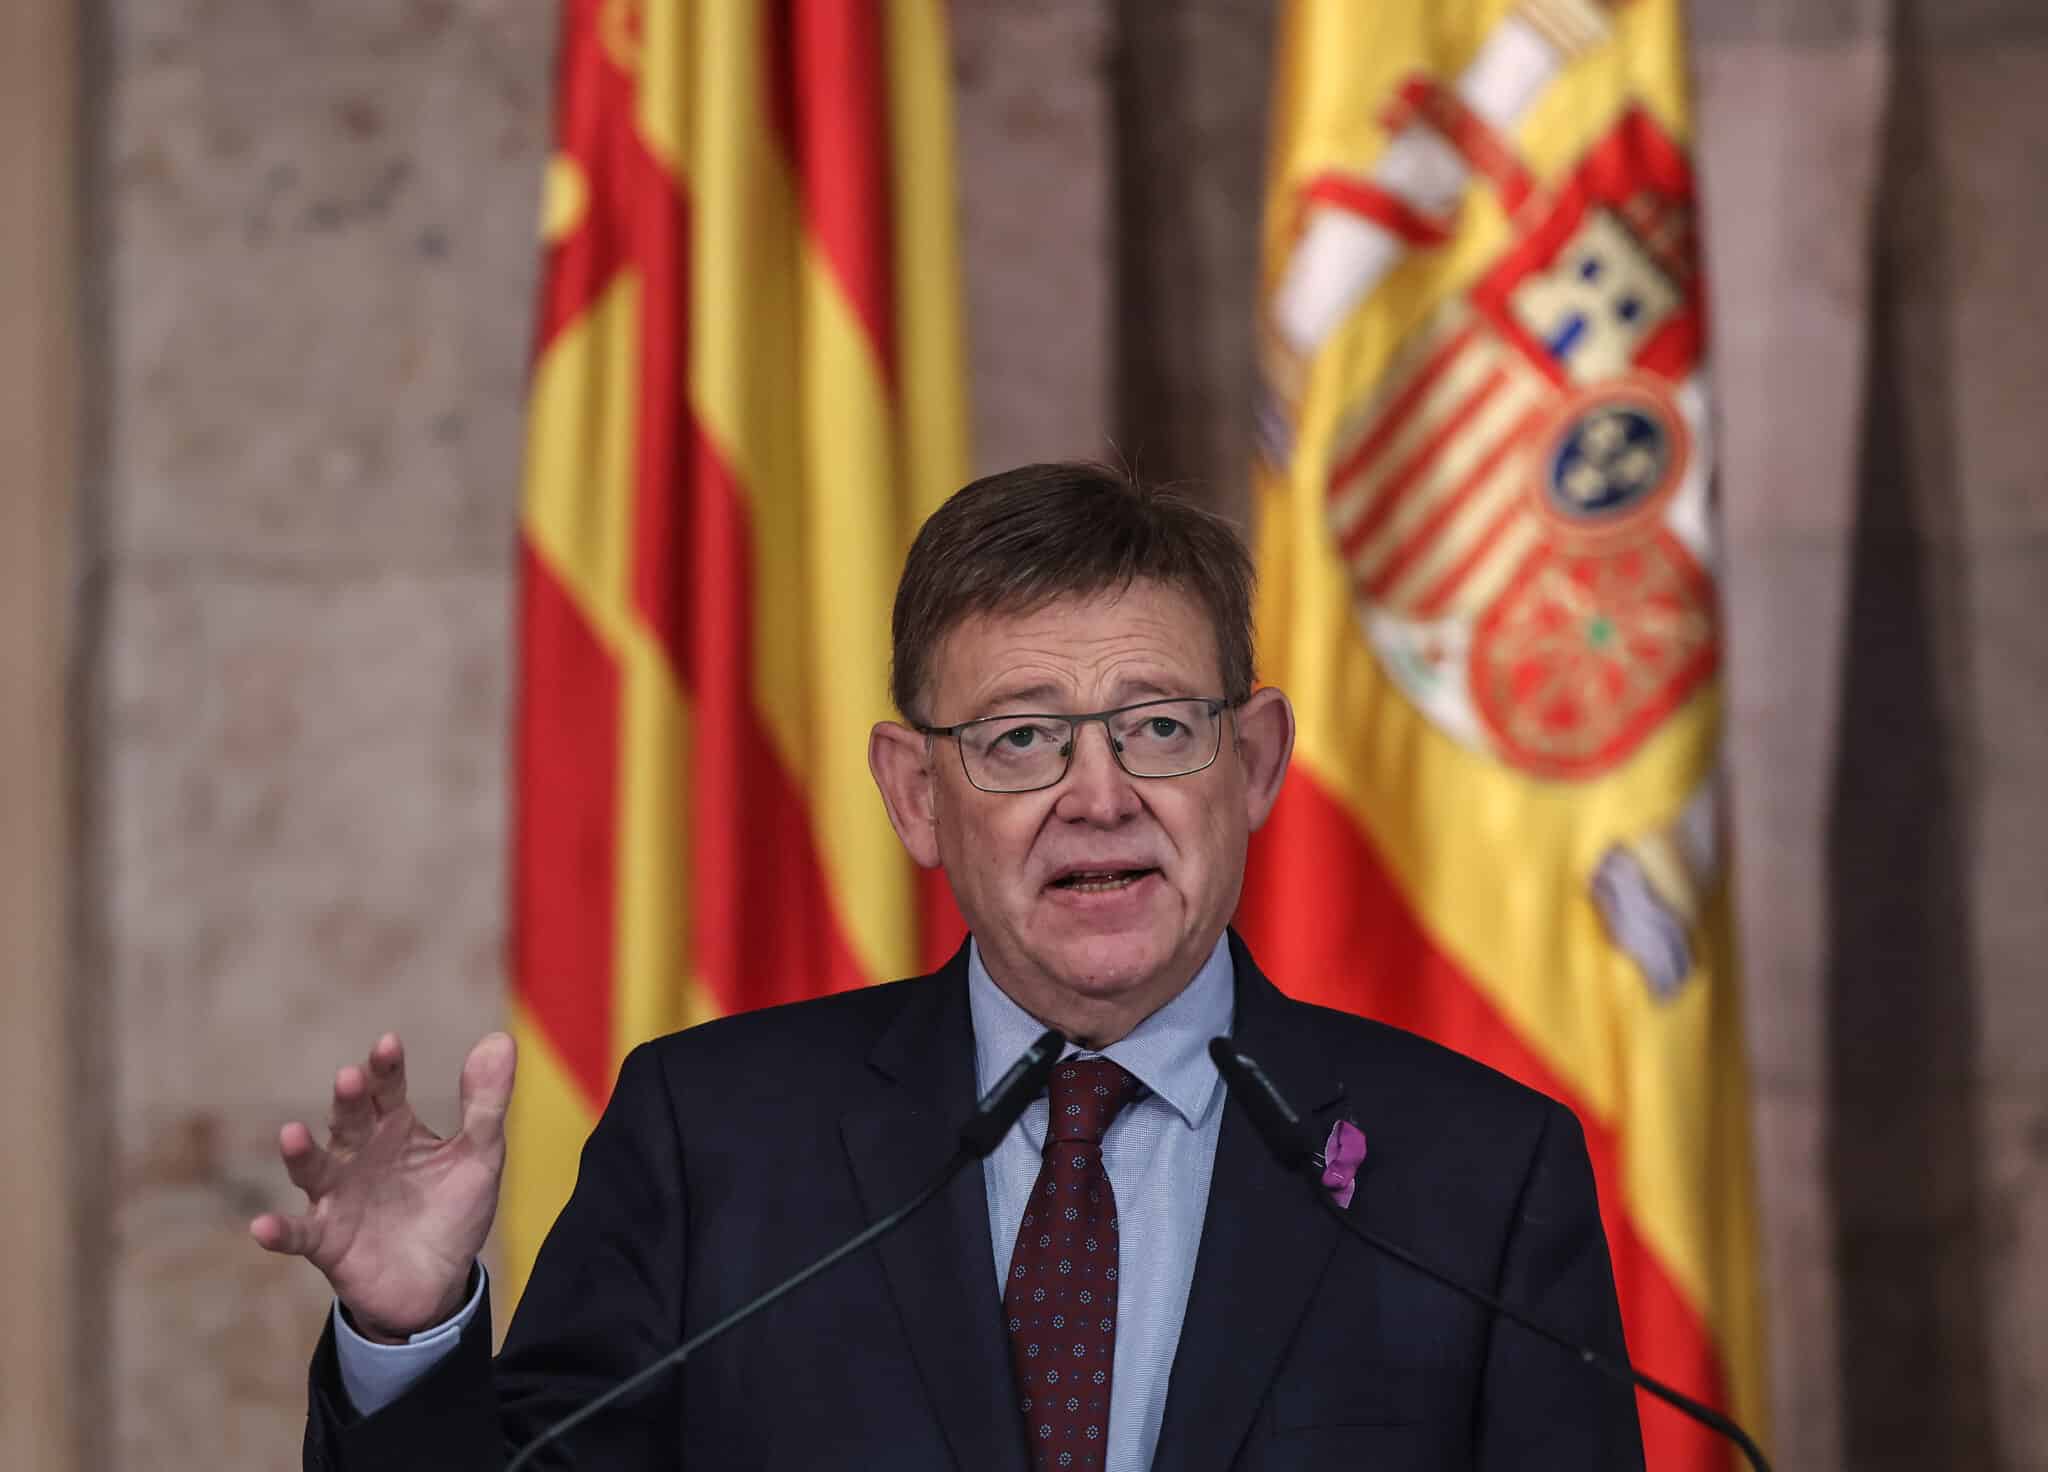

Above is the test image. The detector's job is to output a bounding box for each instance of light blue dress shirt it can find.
[337,933,1237,1472]
[969,934,1234,1472]
[331,1259,487,1416]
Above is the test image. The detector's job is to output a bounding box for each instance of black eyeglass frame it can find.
[916,695,1236,795]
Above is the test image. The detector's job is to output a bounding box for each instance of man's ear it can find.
[1232,687,1296,832]
[869,720,943,869]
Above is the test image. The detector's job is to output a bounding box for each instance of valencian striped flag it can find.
[1237,0,1766,1464]
[504,0,969,1305]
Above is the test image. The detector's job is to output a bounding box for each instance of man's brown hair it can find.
[890,461,1256,723]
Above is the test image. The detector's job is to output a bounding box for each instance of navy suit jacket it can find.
[303,933,1644,1469]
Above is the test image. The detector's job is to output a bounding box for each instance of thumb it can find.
[458,1031,517,1151]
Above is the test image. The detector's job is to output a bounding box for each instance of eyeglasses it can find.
[918,697,1232,794]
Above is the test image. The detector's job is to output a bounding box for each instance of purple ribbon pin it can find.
[1319,1120,1367,1208]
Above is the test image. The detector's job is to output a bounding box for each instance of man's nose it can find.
[1054,720,1140,823]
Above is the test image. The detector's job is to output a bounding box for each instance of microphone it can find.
[1207,1039,1774,1472]
[506,1028,1066,1471]
[962,1026,1069,1156]
[1205,1035,1317,1170]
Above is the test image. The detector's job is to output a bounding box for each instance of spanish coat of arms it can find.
[1261,0,1723,996]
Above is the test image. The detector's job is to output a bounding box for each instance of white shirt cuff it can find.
[331,1263,487,1417]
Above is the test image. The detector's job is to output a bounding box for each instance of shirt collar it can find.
[967,932,1235,1131]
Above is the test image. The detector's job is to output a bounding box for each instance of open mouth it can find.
[1049,868,1158,894]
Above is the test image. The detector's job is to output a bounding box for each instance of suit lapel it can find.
[840,951,1029,1472]
[1152,934,1351,1472]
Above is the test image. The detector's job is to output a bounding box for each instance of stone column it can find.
[1691,5,1893,1465]
[1107,0,1277,523]
[92,2,551,1459]
[1699,0,2048,1467]
[0,0,85,1468]
[955,0,1119,474]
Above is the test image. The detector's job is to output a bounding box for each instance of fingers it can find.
[457,1031,517,1152]
[328,1061,376,1149]
[278,1120,335,1199]
[254,1122,334,1259]
[248,1208,323,1259]
[327,1033,409,1148]
[365,1032,408,1118]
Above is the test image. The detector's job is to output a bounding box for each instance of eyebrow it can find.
[969,677,1184,719]
[969,682,1061,718]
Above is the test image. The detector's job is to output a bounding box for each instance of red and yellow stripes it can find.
[1241,1,1765,1466]
[505,0,968,1306]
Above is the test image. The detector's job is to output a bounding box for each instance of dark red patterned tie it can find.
[1004,1057,1144,1470]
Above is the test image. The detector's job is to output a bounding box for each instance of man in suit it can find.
[258,462,1644,1469]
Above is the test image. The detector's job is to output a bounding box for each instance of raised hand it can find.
[251,1031,516,1342]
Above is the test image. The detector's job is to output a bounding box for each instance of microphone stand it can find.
[1305,1189,1774,1472]
[505,1161,966,1470]
[505,1028,1067,1471]
[1208,1039,1773,1472]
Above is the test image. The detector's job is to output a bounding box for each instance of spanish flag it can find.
[504,0,968,1307]
[1237,1,1766,1464]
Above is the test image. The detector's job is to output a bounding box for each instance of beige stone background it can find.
[1,0,2043,1468]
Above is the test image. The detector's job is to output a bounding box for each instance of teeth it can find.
[1060,870,1143,892]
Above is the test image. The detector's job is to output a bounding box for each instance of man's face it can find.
[877,580,1291,1041]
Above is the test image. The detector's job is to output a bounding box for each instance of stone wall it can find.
[0,3,84,1468]
[90,1,550,1461]
[47,0,2048,1467]
[1699,4,2048,1467]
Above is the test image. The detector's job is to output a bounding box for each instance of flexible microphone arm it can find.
[505,1028,1067,1471]
[1207,1040,1773,1472]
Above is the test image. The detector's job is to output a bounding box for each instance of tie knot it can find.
[1046,1058,1141,1145]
